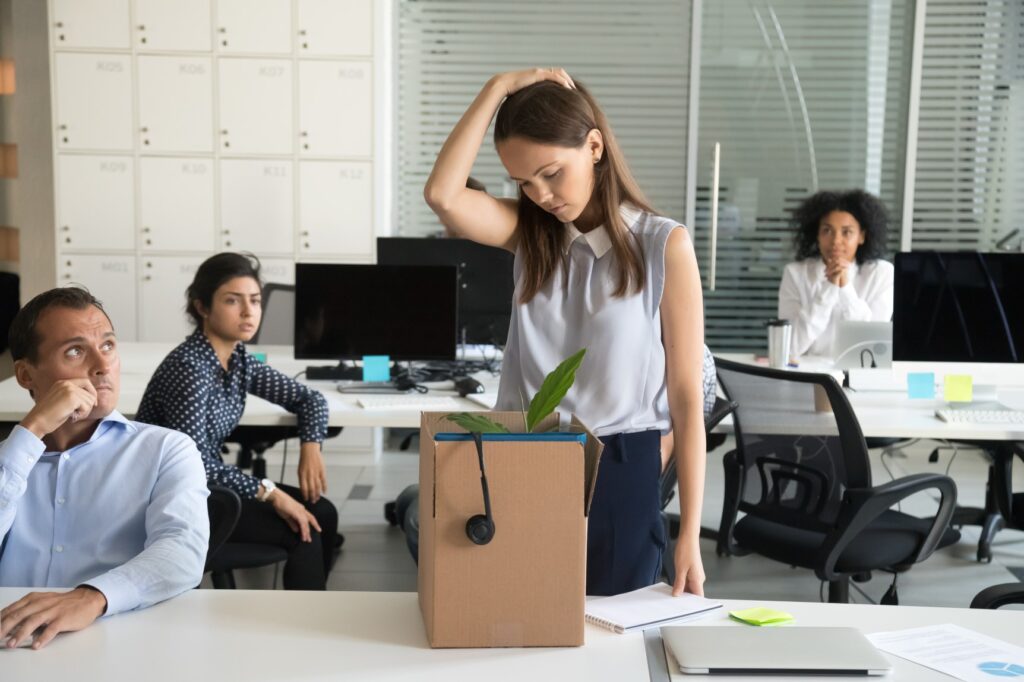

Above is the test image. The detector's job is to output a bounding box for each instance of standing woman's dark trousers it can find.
[231,482,339,590]
[586,429,666,596]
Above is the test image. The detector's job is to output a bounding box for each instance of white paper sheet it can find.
[868,624,1024,681]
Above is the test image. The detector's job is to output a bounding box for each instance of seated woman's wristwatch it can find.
[256,478,277,502]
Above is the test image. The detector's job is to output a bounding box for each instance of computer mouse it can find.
[454,376,485,397]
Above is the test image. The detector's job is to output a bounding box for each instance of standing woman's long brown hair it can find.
[494,81,653,303]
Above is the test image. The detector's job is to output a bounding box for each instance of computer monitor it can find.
[893,251,1024,387]
[377,237,514,346]
[294,263,458,362]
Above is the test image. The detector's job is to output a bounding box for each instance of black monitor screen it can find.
[294,263,458,361]
[893,251,1024,363]
[377,237,514,345]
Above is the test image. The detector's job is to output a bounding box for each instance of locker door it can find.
[139,256,201,342]
[296,0,372,57]
[220,160,294,255]
[218,59,293,155]
[139,157,215,252]
[261,258,295,285]
[56,155,134,252]
[298,60,371,157]
[52,0,130,49]
[216,0,291,53]
[137,56,214,153]
[59,255,137,340]
[134,0,212,51]
[54,54,133,151]
[298,161,372,258]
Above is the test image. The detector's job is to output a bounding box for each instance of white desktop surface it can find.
[0,342,498,429]
[1,344,1023,439]
[716,353,1024,441]
[1,588,1021,681]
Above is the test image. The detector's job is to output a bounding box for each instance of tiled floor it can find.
[208,431,1024,608]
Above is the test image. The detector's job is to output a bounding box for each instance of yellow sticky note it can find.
[728,607,794,626]
[944,375,973,403]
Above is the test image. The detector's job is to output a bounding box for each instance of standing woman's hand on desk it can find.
[673,536,706,597]
[298,442,328,503]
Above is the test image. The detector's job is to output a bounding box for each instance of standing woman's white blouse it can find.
[777,258,894,357]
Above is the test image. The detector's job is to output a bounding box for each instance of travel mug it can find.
[766,319,792,369]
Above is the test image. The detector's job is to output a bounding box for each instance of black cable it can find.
[860,348,877,368]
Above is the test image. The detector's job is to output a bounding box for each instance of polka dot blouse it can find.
[136,329,329,499]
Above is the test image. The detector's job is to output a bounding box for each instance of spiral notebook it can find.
[585,583,722,634]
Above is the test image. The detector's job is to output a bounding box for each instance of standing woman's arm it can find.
[660,227,708,597]
[423,69,574,251]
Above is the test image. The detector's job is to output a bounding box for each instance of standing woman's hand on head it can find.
[494,67,575,96]
[422,67,574,251]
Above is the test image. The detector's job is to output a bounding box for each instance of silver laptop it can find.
[662,626,892,676]
[833,321,893,370]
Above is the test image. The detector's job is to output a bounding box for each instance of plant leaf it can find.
[445,412,510,434]
[526,348,586,433]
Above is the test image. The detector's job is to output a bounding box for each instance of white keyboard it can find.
[935,406,1024,424]
[356,395,463,411]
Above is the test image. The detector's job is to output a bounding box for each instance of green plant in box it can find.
[446,348,586,434]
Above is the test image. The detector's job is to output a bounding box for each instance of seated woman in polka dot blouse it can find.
[137,253,339,590]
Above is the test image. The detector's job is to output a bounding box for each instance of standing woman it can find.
[778,190,893,357]
[137,253,339,590]
[424,69,713,597]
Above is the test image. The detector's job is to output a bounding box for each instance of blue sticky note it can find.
[907,372,936,399]
[362,355,390,382]
[251,352,267,364]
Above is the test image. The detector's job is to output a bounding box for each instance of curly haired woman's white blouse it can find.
[778,258,894,357]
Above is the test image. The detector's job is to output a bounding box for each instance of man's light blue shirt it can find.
[0,411,209,616]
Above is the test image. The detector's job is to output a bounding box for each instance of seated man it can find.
[0,287,209,650]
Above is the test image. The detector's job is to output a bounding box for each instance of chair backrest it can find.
[205,485,242,571]
[714,357,870,532]
[252,282,295,345]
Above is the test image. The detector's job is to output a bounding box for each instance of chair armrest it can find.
[970,582,1024,609]
[818,473,957,580]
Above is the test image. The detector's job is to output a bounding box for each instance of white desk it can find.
[0,343,496,429]
[1,588,1020,681]
[715,353,1024,441]
[2,344,1022,440]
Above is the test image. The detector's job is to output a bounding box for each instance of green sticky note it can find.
[728,607,794,626]
[944,375,973,403]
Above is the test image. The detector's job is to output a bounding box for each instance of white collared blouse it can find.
[496,205,715,437]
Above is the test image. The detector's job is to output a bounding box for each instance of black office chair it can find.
[948,442,1024,563]
[713,357,960,604]
[230,282,342,478]
[205,485,289,589]
[970,582,1024,609]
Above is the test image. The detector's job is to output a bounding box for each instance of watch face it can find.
[262,479,275,491]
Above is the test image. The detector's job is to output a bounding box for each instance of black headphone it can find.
[465,431,495,545]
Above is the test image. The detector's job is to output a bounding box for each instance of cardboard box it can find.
[418,411,603,648]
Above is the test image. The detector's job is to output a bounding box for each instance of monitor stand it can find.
[306,362,365,381]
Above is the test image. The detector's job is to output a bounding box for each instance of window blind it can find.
[396,0,693,236]
[910,0,1024,251]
